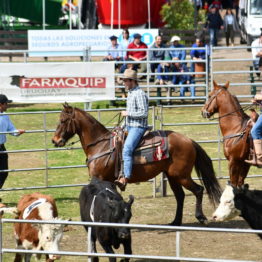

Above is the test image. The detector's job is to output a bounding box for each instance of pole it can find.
[42,0,46,30]
[69,0,72,30]
[118,0,121,29]
[111,0,114,29]
[147,0,151,29]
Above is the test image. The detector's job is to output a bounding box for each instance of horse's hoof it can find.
[197,216,208,225]
[169,221,182,226]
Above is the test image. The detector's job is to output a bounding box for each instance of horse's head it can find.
[201,80,230,119]
[52,103,77,147]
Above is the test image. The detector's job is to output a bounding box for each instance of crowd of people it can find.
[102,0,261,103]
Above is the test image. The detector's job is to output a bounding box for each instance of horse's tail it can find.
[192,140,222,206]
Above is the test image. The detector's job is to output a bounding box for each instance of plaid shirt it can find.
[126,86,148,128]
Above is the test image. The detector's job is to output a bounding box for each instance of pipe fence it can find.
[0,218,261,262]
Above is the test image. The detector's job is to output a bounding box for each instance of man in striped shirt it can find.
[115,69,149,191]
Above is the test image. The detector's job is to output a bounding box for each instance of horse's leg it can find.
[229,160,250,186]
[166,175,185,226]
[179,177,208,224]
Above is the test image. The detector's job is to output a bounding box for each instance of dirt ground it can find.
[2,41,262,262]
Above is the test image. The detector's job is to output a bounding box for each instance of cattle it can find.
[79,177,134,262]
[0,203,18,218]
[213,183,262,239]
[13,193,65,262]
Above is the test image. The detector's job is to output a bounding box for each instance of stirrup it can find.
[114,177,127,191]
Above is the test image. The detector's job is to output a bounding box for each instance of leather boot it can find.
[114,176,128,191]
[245,139,262,167]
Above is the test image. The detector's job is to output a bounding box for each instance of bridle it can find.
[204,88,252,121]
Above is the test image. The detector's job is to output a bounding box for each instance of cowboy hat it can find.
[170,35,181,42]
[120,69,138,81]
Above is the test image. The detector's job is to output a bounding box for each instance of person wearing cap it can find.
[103,35,123,62]
[120,33,148,76]
[114,69,148,191]
[0,95,25,189]
[251,33,262,77]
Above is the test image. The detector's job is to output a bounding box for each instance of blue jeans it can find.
[180,83,195,97]
[123,126,147,179]
[251,114,262,139]
[209,28,218,46]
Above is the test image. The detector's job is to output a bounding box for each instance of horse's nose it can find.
[201,110,210,118]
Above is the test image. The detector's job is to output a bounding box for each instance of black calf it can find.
[79,177,134,262]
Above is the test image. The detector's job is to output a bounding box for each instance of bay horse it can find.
[52,103,221,225]
[201,81,252,187]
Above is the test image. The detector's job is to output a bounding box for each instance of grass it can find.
[0,101,256,261]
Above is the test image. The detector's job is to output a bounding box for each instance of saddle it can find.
[112,127,169,178]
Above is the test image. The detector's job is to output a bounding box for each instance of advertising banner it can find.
[28,29,158,57]
[0,62,115,103]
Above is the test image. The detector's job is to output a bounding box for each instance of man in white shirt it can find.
[251,32,262,77]
[0,94,25,189]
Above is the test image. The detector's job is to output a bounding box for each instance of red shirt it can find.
[127,41,148,59]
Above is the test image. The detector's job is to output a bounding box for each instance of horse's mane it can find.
[62,105,109,133]
[74,107,109,133]
[231,94,249,121]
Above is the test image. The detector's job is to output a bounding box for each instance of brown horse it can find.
[52,103,221,225]
[201,81,251,187]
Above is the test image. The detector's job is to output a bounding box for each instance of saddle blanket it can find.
[133,130,169,164]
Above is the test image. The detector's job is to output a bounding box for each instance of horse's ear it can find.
[224,81,230,89]
[63,102,69,109]
[213,80,218,88]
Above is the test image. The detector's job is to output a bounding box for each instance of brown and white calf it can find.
[10,193,64,262]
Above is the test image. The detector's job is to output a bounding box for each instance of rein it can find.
[208,104,253,121]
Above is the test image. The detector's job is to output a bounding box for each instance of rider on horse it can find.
[245,93,262,167]
[114,69,149,191]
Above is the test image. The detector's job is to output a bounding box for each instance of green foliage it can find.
[160,0,206,30]
[160,0,195,29]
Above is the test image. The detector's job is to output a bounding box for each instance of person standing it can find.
[0,95,25,189]
[223,8,239,46]
[205,7,224,46]
[115,69,149,191]
[251,32,262,77]
[119,29,131,60]
[245,93,262,166]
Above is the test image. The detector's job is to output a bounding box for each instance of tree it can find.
[161,0,199,30]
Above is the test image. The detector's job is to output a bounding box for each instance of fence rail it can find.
[0,218,261,262]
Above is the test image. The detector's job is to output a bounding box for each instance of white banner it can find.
[28,29,159,57]
[0,62,115,103]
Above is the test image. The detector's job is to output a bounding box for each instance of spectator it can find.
[119,29,131,60]
[103,35,122,63]
[205,7,224,46]
[251,32,262,77]
[209,0,222,12]
[203,1,209,14]
[223,8,239,46]
[149,35,166,82]
[155,35,186,85]
[167,35,186,64]
[0,95,25,189]
[190,37,206,75]
[120,33,148,78]
[171,61,195,98]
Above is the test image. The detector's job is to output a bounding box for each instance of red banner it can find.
[20,77,106,88]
